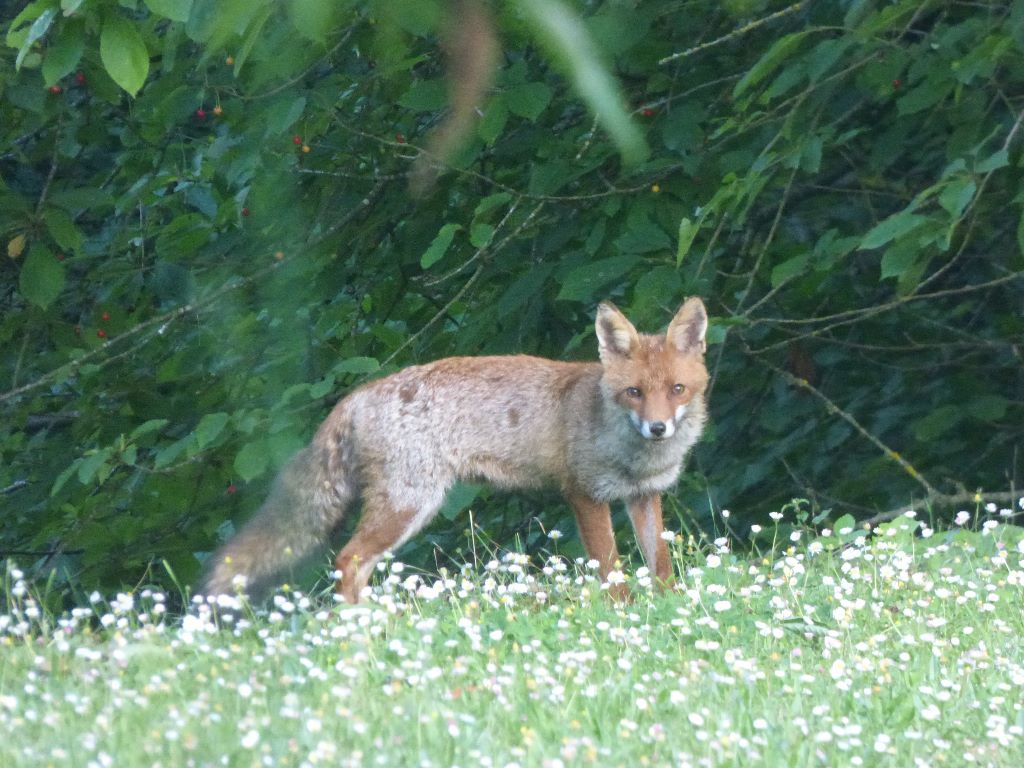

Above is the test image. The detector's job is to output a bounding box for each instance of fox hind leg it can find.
[334,485,445,603]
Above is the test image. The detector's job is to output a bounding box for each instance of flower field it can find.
[2,509,1023,767]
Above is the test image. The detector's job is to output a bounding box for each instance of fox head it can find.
[596,298,709,441]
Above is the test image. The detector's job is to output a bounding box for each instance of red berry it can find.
[293,135,303,145]
[196,108,207,119]
[75,71,86,85]
[56,253,65,261]
[101,311,110,322]
[892,79,901,89]
[48,85,62,95]
[395,132,406,144]
[241,207,250,217]
[97,329,107,339]
[227,484,238,494]
[641,107,655,117]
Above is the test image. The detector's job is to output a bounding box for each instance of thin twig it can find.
[753,271,1024,329]
[331,116,663,202]
[229,23,360,102]
[422,197,522,286]
[2,480,28,495]
[380,202,545,368]
[749,350,939,497]
[659,2,808,65]
[34,113,62,216]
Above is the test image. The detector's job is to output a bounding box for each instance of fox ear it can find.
[667,297,707,355]
[596,302,639,360]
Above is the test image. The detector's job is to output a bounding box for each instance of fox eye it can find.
[672,383,685,395]
[626,386,642,399]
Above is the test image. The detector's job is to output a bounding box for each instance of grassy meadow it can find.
[2,506,1023,767]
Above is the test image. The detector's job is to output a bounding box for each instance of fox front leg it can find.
[626,495,673,587]
[566,493,630,601]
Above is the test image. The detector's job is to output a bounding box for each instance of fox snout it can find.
[629,411,681,441]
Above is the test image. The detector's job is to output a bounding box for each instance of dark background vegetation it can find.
[2,0,1022,600]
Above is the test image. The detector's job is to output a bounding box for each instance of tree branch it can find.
[658,2,808,66]
[748,350,939,497]
[859,490,1022,529]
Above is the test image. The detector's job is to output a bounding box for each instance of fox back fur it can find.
[202,298,709,602]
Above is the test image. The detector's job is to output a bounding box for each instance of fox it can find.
[201,298,709,603]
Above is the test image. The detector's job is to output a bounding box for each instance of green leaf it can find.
[833,513,858,537]
[806,37,852,82]
[733,31,810,99]
[15,7,56,71]
[263,96,307,136]
[913,405,963,442]
[770,253,809,288]
[496,264,553,318]
[44,207,84,254]
[51,460,81,497]
[144,0,193,22]
[100,14,151,96]
[557,255,639,302]
[333,357,380,375]
[859,211,928,250]
[150,261,195,305]
[478,98,509,145]
[398,79,448,112]
[633,265,681,311]
[676,217,697,266]
[438,483,482,521]
[154,435,191,469]
[897,78,953,116]
[421,223,462,269]
[288,0,340,42]
[309,376,335,400]
[879,239,919,281]
[232,4,272,75]
[521,0,648,165]
[470,223,495,249]
[234,441,269,482]
[474,192,512,218]
[130,419,170,439]
[800,136,822,173]
[77,449,113,485]
[967,395,1008,421]
[505,82,553,121]
[938,178,975,219]
[976,148,1009,174]
[19,244,65,309]
[42,20,85,86]
[614,219,671,254]
[194,412,230,450]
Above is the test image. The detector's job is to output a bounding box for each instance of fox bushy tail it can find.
[201,442,352,599]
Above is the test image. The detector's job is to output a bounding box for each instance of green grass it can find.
[2,510,1024,767]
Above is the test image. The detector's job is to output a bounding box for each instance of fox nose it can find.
[648,421,667,438]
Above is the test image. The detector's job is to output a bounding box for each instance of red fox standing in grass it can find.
[202,298,709,603]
